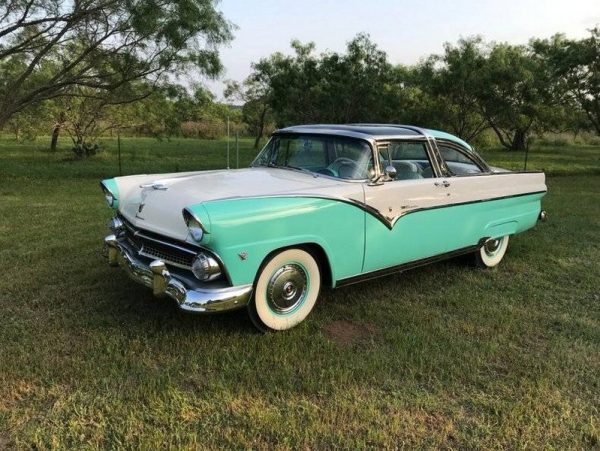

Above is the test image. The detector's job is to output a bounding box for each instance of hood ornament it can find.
[136,182,167,219]
[139,182,168,190]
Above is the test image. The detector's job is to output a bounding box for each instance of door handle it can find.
[434,180,451,188]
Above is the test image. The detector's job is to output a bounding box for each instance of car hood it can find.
[117,167,363,241]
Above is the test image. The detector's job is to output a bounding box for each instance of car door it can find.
[434,141,546,251]
[362,139,452,273]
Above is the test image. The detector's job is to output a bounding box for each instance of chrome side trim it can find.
[104,236,252,313]
[201,190,547,231]
[384,190,548,229]
[337,241,487,287]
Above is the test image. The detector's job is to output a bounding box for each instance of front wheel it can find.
[248,248,321,332]
[475,236,510,268]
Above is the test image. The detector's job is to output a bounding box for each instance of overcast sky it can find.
[199,0,600,99]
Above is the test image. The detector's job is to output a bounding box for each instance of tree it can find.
[476,43,557,150]
[225,75,273,149]
[532,28,600,135]
[0,0,233,128]
[244,34,402,128]
[415,38,488,142]
[60,85,147,157]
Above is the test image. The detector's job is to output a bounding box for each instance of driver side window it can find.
[380,141,435,180]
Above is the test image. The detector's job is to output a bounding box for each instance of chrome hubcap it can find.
[484,238,501,255]
[267,264,308,313]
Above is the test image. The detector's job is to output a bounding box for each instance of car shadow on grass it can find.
[92,254,477,337]
[90,271,257,335]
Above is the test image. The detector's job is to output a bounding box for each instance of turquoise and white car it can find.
[102,124,547,331]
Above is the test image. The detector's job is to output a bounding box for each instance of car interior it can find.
[381,141,435,180]
[259,136,484,181]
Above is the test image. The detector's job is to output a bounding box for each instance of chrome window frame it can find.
[256,126,492,182]
[373,136,445,180]
[435,139,491,175]
[253,132,378,183]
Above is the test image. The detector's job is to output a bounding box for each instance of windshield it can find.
[252,134,374,180]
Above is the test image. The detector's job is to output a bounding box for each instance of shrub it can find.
[72,142,100,158]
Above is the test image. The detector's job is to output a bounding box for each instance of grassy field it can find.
[0,136,599,449]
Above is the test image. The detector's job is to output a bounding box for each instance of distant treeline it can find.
[227,30,600,151]
[1,1,599,156]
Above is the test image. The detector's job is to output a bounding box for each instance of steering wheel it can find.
[328,157,360,179]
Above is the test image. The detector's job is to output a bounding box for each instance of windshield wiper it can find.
[281,164,317,176]
[262,162,316,176]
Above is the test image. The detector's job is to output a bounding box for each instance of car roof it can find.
[274,124,473,150]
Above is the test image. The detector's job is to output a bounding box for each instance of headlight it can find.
[105,192,116,207]
[191,253,221,281]
[187,218,204,241]
[183,208,207,242]
[100,179,119,209]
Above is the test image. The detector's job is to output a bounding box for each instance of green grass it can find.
[480,144,600,176]
[0,137,599,449]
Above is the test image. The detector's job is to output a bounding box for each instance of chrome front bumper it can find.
[103,234,252,313]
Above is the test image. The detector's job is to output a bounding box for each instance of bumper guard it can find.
[104,234,252,313]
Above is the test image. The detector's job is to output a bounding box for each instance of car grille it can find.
[120,217,197,270]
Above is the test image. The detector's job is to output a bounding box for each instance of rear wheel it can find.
[475,236,510,268]
[248,248,321,332]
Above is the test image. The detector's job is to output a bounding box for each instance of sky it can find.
[199,0,600,99]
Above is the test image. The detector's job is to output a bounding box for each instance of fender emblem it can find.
[238,252,248,261]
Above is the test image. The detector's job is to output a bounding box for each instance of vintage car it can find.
[102,124,547,331]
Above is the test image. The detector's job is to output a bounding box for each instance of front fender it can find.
[189,197,366,287]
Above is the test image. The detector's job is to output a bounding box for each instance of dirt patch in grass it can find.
[322,320,377,347]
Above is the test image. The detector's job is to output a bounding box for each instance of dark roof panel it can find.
[274,123,473,150]
[278,124,422,137]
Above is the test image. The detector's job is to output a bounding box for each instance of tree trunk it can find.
[254,106,268,149]
[50,124,61,152]
[253,128,262,150]
[511,129,528,151]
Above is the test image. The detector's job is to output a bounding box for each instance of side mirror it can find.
[385,164,397,180]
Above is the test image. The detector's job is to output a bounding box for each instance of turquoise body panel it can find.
[101,178,120,209]
[362,193,544,274]
[188,197,366,287]
[188,192,543,287]
[426,129,473,150]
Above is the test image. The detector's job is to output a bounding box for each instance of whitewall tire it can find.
[476,236,510,268]
[248,248,321,332]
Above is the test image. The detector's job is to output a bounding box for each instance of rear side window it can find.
[438,144,483,175]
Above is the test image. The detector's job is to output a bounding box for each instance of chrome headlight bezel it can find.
[100,180,119,209]
[182,208,208,242]
[191,252,222,281]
